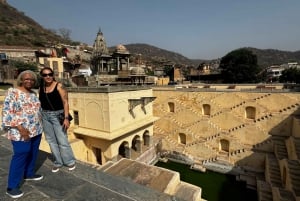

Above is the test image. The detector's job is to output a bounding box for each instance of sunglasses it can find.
[41,73,54,77]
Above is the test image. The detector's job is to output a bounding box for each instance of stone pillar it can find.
[117,56,120,71]
[101,59,104,72]
[127,57,129,70]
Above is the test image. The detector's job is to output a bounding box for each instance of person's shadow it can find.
[35,150,52,170]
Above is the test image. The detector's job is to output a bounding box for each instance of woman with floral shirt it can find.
[2,70,43,199]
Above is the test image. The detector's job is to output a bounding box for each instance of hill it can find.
[244,47,300,68]
[0,1,68,47]
[113,43,199,66]
[1,0,300,68]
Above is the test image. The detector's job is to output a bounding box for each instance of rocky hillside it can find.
[245,47,300,68]
[0,0,299,68]
[0,1,68,47]
[112,43,199,66]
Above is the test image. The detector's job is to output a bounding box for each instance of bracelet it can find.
[64,117,69,119]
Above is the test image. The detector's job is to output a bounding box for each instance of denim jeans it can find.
[8,134,42,189]
[41,110,75,167]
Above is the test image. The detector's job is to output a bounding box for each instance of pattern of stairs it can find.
[101,158,205,201]
[266,154,282,188]
[287,160,300,197]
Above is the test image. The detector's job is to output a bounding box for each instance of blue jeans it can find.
[8,134,42,189]
[41,110,75,167]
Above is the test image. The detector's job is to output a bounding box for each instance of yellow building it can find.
[38,57,65,78]
[40,86,158,165]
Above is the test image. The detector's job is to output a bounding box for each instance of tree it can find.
[163,65,174,80]
[11,60,38,73]
[219,49,261,83]
[58,28,71,41]
[279,67,300,83]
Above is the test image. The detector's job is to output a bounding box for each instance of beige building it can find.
[40,86,158,165]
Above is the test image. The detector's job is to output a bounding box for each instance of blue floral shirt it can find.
[1,88,43,141]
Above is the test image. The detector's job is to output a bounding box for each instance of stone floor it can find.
[0,134,185,201]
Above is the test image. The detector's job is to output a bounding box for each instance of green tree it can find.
[279,67,300,83]
[163,65,174,80]
[11,60,38,73]
[219,49,260,83]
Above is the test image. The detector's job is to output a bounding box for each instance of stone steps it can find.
[257,180,273,201]
[287,160,300,197]
[266,154,282,188]
[102,158,204,201]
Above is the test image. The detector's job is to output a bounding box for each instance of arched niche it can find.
[202,104,211,116]
[219,139,230,152]
[178,133,186,145]
[168,102,175,113]
[245,106,256,119]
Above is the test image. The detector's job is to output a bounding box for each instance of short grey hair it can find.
[16,70,38,86]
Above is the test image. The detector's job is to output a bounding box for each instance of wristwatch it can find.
[65,117,69,119]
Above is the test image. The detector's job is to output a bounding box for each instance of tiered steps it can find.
[293,138,300,160]
[277,188,295,201]
[257,180,273,201]
[272,136,288,160]
[103,158,204,201]
[287,160,300,197]
[266,154,282,187]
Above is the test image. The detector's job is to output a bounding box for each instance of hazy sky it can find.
[6,0,300,60]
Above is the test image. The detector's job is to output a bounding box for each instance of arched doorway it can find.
[143,131,151,146]
[132,135,142,152]
[118,141,131,159]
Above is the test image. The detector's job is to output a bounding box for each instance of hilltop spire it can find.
[92,28,109,56]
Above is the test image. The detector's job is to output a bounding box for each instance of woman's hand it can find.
[17,126,30,141]
[63,119,70,131]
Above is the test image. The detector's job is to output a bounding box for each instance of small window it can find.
[74,111,79,125]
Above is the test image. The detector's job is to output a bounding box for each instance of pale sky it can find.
[7,0,300,60]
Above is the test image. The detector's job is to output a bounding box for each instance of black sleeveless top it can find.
[39,83,64,111]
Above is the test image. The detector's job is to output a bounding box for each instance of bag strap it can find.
[44,82,59,111]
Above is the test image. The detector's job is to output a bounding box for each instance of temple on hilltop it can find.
[88,28,149,86]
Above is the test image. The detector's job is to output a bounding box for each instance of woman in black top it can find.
[39,67,76,173]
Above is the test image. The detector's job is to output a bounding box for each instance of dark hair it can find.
[40,67,54,76]
[39,67,56,88]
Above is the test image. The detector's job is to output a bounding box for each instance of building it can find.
[39,86,158,165]
[266,65,284,82]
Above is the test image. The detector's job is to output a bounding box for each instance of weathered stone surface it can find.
[0,135,186,201]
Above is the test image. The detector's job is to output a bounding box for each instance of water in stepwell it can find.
[155,161,258,201]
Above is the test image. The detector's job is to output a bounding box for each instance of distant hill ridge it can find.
[1,1,300,67]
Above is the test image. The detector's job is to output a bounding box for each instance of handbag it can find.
[58,112,73,125]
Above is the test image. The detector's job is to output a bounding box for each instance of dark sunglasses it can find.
[41,73,53,77]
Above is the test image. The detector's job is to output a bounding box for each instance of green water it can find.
[156,161,258,201]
